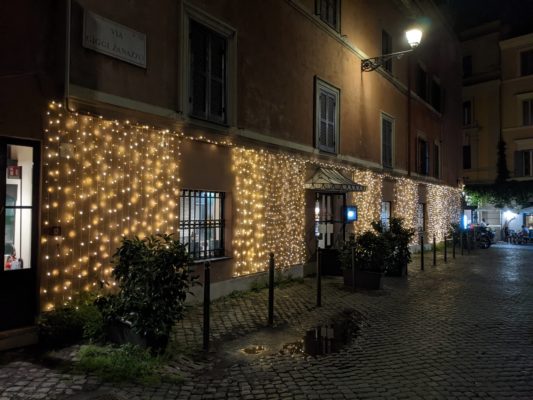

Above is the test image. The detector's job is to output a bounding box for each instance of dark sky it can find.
[451,0,533,36]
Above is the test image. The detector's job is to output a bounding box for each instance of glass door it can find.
[0,139,39,331]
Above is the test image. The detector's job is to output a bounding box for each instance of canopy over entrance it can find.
[304,168,365,193]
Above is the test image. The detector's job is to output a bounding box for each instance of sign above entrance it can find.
[305,168,365,193]
[82,10,147,68]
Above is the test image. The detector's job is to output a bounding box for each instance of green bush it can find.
[103,234,196,351]
[340,229,389,273]
[76,344,182,385]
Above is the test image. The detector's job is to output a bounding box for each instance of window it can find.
[433,142,440,178]
[431,79,441,112]
[315,78,339,154]
[523,99,533,125]
[515,149,533,177]
[463,100,473,126]
[382,30,392,73]
[317,0,339,30]
[381,201,391,230]
[381,114,393,168]
[521,49,533,76]
[179,190,225,260]
[189,20,227,124]
[463,55,472,78]
[416,64,428,101]
[417,137,429,175]
[463,145,471,169]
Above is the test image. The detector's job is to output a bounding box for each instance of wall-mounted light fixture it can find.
[361,27,422,72]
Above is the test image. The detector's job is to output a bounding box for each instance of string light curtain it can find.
[426,183,462,242]
[393,177,419,243]
[231,148,306,276]
[351,169,383,233]
[41,102,180,310]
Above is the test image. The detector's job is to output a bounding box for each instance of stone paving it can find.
[1,245,533,399]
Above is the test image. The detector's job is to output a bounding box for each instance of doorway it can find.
[0,139,40,331]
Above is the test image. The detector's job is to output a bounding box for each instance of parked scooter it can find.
[474,226,494,249]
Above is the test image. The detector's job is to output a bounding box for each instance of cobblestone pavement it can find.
[1,245,533,399]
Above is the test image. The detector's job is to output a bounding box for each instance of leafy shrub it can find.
[103,234,195,350]
[340,229,389,273]
[76,344,182,385]
[383,218,415,276]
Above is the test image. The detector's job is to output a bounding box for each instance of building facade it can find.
[1,0,462,348]
[461,22,533,231]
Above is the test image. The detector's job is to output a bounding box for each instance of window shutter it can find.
[515,151,524,177]
[209,34,226,122]
[382,119,392,168]
[190,22,208,118]
[319,93,327,147]
[326,95,336,151]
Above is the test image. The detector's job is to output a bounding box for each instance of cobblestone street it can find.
[1,245,533,399]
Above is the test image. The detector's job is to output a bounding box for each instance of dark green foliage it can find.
[465,181,533,208]
[38,294,104,348]
[76,344,182,385]
[340,218,414,275]
[103,234,195,348]
[495,138,510,184]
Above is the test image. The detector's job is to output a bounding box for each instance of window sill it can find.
[191,256,232,265]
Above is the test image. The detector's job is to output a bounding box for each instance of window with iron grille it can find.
[317,0,339,30]
[179,190,225,260]
[381,201,391,230]
[189,20,227,124]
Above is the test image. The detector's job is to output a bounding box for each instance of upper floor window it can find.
[431,79,441,112]
[416,64,428,102]
[515,149,533,177]
[463,145,472,169]
[463,55,472,78]
[179,189,225,260]
[523,99,533,125]
[381,114,394,168]
[417,137,429,176]
[189,20,227,124]
[315,78,339,154]
[317,0,339,30]
[521,49,533,76]
[433,142,440,178]
[382,30,392,74]
[463,100,473,126]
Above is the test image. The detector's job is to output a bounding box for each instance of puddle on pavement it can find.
[234,308,362,359]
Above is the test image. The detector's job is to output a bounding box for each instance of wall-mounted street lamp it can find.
[361,28,423,72]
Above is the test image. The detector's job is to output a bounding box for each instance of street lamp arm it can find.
[361,48,414,72]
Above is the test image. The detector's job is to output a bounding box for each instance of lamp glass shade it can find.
[405,28,422,48]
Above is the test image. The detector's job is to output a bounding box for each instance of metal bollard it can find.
[203,261,211,352]
[466,232,470,254]
[268,252,275,326]
[433,235,437,266]
[460,232,464,255]
[316,248,322,307]
[420,234,425,271]
[452,233,456,259]
[444,235,448,263]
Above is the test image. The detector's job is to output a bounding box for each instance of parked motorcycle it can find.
[474,226,494,249]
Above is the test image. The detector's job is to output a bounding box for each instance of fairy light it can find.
[393,177,419,243]
[351,170,383,233]
[426,183,462,242]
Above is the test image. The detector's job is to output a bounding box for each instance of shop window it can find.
[381,201,391,230]
[522,99,533,126]
[417,137,429,176]
[315,78,339,154]
[382,30,392,73]
[317,0,339,31]
[521,49,533,76]
[189,20,227,124]
[4,145,34,271]
[515,149,533,177]
[381,114,393,168]
[179,190,225,260]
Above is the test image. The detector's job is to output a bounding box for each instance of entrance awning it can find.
[304,168,366,193]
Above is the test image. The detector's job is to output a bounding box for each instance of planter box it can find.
[343,269,383,290]
[386,264,408,277]
[107,320,168,353]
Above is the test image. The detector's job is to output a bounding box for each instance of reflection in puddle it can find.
[240,345,267,355]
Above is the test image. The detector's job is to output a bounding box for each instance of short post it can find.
[420,233,425,271]
[268,252,275,326]
[452,233,456,259]
[460,231,464,255]
[432,235,437,266]
[203,261,211,352]
[316,248,322,307]
[466,231,471,254]
[444,235,448,263]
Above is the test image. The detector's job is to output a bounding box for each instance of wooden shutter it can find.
[190,21,208,119]
[382,118,392,168]
[514,150,524,177]
[326,95,336,151]
[209,34,226,122]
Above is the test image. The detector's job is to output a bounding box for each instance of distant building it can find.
[1,0,462,349]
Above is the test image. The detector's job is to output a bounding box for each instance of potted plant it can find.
[98,234,195,353]
[383,218,415,277]
[340,228,389,290]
